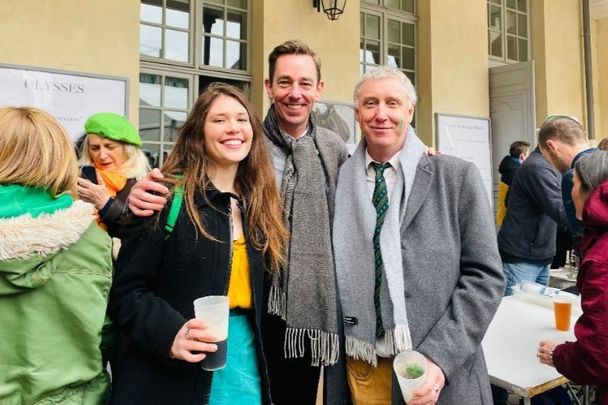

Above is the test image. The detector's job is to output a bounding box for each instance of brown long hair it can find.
[161,82,287,272]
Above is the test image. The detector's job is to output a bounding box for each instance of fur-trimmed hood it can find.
[0,200,96,294]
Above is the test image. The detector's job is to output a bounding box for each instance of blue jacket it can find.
[498,148,568,264]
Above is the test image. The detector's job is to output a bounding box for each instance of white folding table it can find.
[482,296,581,404]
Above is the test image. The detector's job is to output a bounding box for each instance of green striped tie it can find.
[371,162,391,338]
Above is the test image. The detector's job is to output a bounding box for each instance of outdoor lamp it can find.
[313,0,347,20]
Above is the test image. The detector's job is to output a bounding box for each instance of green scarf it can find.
[0,184,73,219]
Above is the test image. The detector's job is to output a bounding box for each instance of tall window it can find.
[360,0,416,84]
[139,0,250,167]
[487,0,529,63]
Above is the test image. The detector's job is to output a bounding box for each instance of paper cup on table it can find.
[193,295,229,370]
[393,350,428,403]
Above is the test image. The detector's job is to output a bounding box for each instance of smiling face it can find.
[355,77,414,163]
[86,134,128,171]
[264,53,324,138]
[204,94,253,170]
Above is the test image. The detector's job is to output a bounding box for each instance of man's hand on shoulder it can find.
[129,168,169,217]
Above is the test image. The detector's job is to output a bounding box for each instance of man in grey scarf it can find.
[127,40,349,405]
[333,66,504,404]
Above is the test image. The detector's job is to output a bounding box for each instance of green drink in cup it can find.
[393,350,428,403]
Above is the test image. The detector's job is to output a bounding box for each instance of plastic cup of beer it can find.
[193,295,229,370]
[393,350,428,403]
[553,297,572,331]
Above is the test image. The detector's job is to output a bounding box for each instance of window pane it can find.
[507,35,517,60]
[206,0,222,4]
[489,5,501,30]
[517,13,527,37]
[387,45,400,68]
[226,40,245,70]
[365,41,380,65]
[162,143,175,165]
[140,24,162,57]
[164,111,187,142]
[407,71,415,85]
[227,11,246,40]
[165,29,189,62]
[517,0,527,12]
[402,22,414,46]
[139,73,161,107]
[388,19,400,43]
[164,77,189,109]
[507,0,516,9]
[365,14,380,40]
[167,0,189,29]
[363,0,380,4]
[491,0,500,4]
[204,36,224,67]
[403,47,415,70]
[489,31,502,57]
[518,38,528,61]
[139,109,162,142]
[401,0,414,13]
[506,10,516,34]
[203,7,224,36]
[142,143,161,169]
[227,0,247,9]
[359,39,365,63]
[386,0,400,11]
[141,0,162,24]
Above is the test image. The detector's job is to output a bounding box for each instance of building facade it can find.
[1,0,607,190]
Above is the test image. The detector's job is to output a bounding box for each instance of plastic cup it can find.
[393,350,428,403]
[553,297,572,331]
[193,295,229,370]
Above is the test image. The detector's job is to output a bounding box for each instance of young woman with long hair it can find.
[109,83,288,404]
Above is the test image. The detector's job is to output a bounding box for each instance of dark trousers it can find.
[262,314,321,405]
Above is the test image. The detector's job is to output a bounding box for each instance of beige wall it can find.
[417,1,489,147]
[0,0,140,123]
[531,0,586,129]
[594,18,608,141]
[250,1,360,119]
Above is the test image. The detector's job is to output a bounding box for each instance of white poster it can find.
[0,64,128,141]
[436,113,493,207]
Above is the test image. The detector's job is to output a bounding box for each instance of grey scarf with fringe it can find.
[333,127,424,366]
[264,105,340,366]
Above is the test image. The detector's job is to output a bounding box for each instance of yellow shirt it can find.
[227,235,252,309]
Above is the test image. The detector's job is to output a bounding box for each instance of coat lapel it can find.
[400,155,433,230]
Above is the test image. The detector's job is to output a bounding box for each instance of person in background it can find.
[597,137,608,151]
[127,40,350,405]
[109,83,288,404]
[77,112,149,238]
[538,115,595,241]
[495,140,530,228]
[497,145,568,296]
[0,107,112,403]
[333,66,504,404]
[537,151,608,404]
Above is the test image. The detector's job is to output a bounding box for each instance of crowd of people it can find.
[0,39,607,405]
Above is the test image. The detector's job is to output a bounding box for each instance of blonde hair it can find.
[0,107,78,197]
[80,137,150,180]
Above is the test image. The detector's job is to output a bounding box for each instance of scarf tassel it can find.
[345,325,413,367]
[284,328,340,367]
[267,284,286,320]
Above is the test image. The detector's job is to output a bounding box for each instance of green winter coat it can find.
[0,185,113,404]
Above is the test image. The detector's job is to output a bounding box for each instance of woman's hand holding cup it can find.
[170,319,218,363]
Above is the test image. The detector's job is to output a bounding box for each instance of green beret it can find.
[84,112,142,147]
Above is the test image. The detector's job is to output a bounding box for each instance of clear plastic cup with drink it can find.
[393,350,428,403]
[553,297,572,331]
[193,295,229,370]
